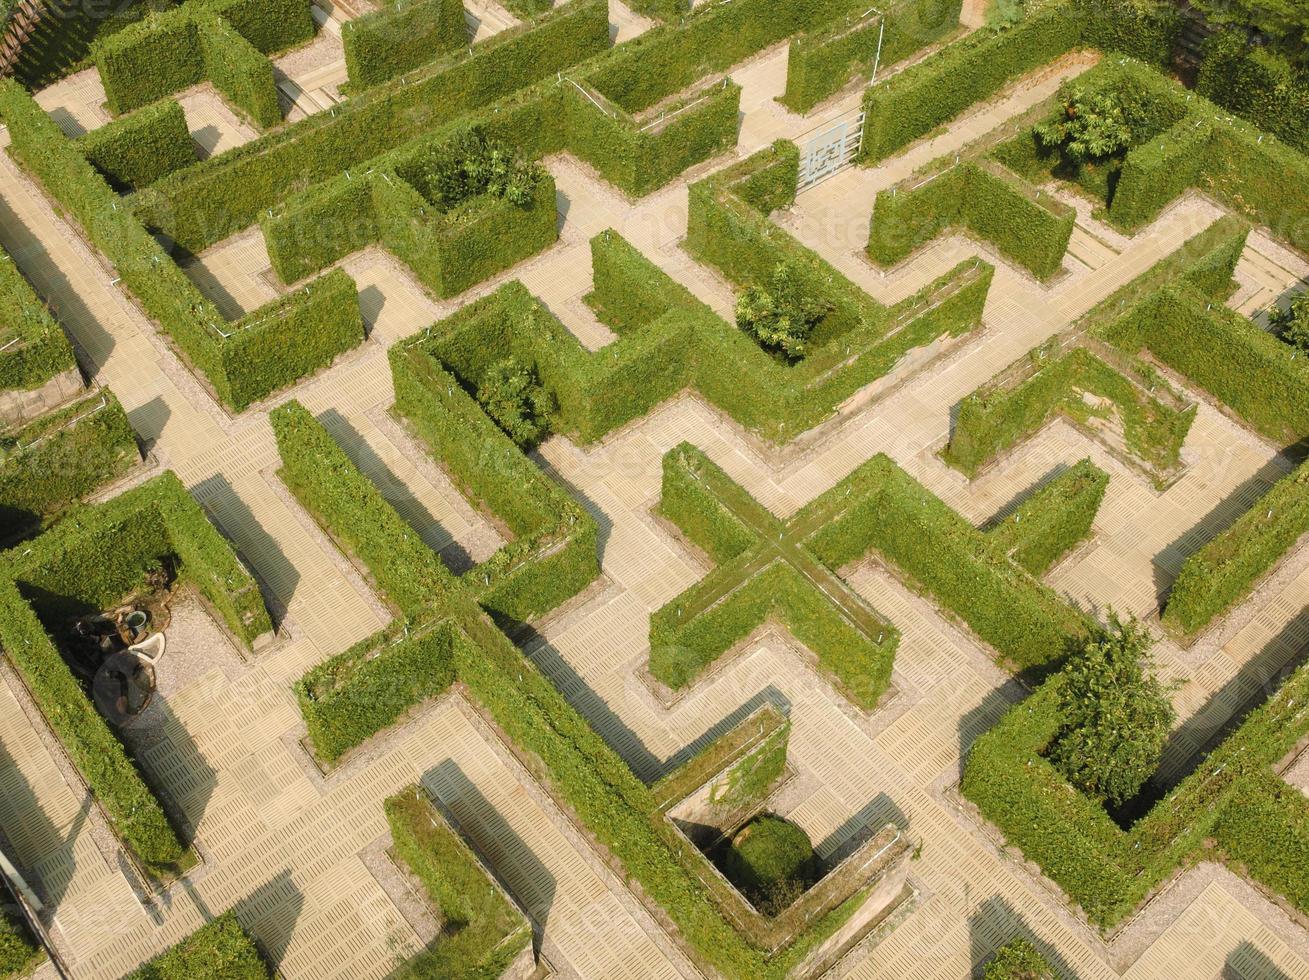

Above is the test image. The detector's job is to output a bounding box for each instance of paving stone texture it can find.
[2,2,1309,978]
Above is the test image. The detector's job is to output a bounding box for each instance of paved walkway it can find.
[2,14,1309,980]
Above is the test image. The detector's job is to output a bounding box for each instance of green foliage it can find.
[75,99,195,190]
[780,0,962,114]
[136,0,611,252]
[982,938,1054,980]
[298,621,456,763]
[475,357,555,449]
[386,789,533,979]
[719,815,818,916]
[127,911,269,979]
[94,7,202,116]
[0,81,363,412]
[1188,0,1309,66]
[0,575,185,872]
[1163,459,1309,638]
[869,158,1074,280]
[735,262,832,360]
[710,719,790,813]
[0,895,41,980]
[1271,292,1309,352]
[1048,616,1174,806]
[0,391,140,540]
[270,401,456,618]
[986,459,1108,576]
[196,12,282,129]
[199,0,316,54]
[13,0,174,91]
[1198,32,1309,153]
[343,0,469,90]
[409,131,546,211]
[0,248,76,394]
[1034,86,1149,162]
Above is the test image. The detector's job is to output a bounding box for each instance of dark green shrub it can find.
[127,910,269,979]
[196,12,282,129]
[75,99,195,190]
[1271,293,1309,353]
[735,261,832,360]
[475,357,555,449]
[407,130,546,211]
[719,815,818,916]
[1197,32,1309,153]
[199,0,315,54]
[982,938,1054,979]
[0,390,140,539]
[94,7,201,116]
[1034,85,1151,162]
[343,0,467,90]
[386,789,532,978]
[1048,616,1174,806]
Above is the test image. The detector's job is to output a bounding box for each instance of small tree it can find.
[982,938,1055,980]
[1035,88,1146,163]
[1271,293,1309,354]
[734,262,831,361]
[475,357,555,449]
[418,130,543,211]
[1049,615,1174,807]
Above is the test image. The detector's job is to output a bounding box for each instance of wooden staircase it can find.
[0,0,48,77]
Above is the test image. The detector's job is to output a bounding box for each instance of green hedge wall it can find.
[0,80,364,413]
[1163,459,1309,638]
[391,344,600,626]
[942,345,1195,484]
[95,7,202,116]
[650,704,789,811]
[6,471,273,648]
[260,173,379,284]
[0,247,76,394]
[297,620,456,763]
[780,0,962,114]
[199,0,315,55]
[869,158,1074,280]
[196,12,282,130]
[128,910,270,979]
[135,0,610,252]
[343,0,467,91]
[986,458,1107,576]
[1198,31,1309,154]
[0,390,139,539]
[75,99,196,190]
[964,641,1309,928]
[386,789,533,979]
[0,575,186,872]
[802,454,1092,670]
[270,400,456,618]
[0,890,41,979]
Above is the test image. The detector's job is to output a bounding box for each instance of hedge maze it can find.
[6,0,1309,976]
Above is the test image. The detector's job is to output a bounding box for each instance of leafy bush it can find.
[986,458,1108,576]
[1048,616,1174,806]
[127,911,269,979]
[475,357,555,449]
[1271,292,1309,353]
[342,0,466,90]
[1034,86,1150,163]
[75,99,195,190]
[719,815,818,916]
[386,789,532,978]
[1187,0,1309,67]
[735,262,832,360]
[982,938,1054,979]
[0,390,140,539]
[409,131,546,211]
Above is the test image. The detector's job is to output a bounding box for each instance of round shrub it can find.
[719,814,817,915]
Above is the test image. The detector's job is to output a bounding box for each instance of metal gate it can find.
[797,111,864,192]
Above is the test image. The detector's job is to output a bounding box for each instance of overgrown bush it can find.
[982,938,1054,979]
[409,130,546,211]
[735,262,832,361]
[1048,616,1173,807]
[475,357,555,449]
[1271,293,1309,353]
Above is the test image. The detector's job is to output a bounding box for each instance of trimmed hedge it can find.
[135,0,611,252]
[651,704,790,813]
[0,574,185,872]
[0,80,364,412]
[196,12,281,130]
[343,0,467,91]
[75,99,196,191]
[801,454,1092,670]
[858,0,1180,164]
[127,910,269,979]
[0,248,76,394]
[986,459,1107,576]
[199,0,315,55]
[1163,459,1309,638]
[780,0,962,114]
[270,400,456,618]
[0,390,140,539]
[869,157,1074,280]
[386,789,533,979]
[963,638,1309,928]
[1197,31,1309,154]
[650,443,898,708]
[5,471,273,648]
[0,893,41,980]
[297,620,456,763]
